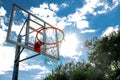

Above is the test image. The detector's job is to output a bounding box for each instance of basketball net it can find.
[33,27,64,65]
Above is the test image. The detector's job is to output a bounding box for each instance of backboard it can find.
[6,3,64,60]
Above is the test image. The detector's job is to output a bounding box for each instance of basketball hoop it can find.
[36,27,64,44]
[34,27,64,53]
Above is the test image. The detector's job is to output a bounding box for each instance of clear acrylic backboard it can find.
[6,3,64,60]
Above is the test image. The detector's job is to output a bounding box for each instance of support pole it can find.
[12,35,22,80]
[25,14,30,45]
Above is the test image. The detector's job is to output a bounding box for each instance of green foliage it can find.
[44,62,106,80]
[71,68,86,80]
[86,30,120,80]
[45,64,69,80]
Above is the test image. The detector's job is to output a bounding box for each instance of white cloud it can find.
[29,3,70,30]
[60,33,82,58]
[49,3,59,11]
[106,0,120,10]
[39,3,49,9]
[34,67,51,79]
[0,18,7,30]
[67,11,89,29]
[0,28,35,74]
[0,46,28,74]
[30,3,58,28]
[60,3,69,8]
[0,7,7,30]
[29,0,120,31]
[0,46,15,74]
[0,28,28,74]
[29,2,89,30]
[19,63,47,71]
[79,0,105,16]
[19,62,51,80]
[67,0,120,30]
[0,29,7,44]
[101,25,119,37]
[0,7,6,16]
[93,0,120,15]
[83,0,99,14]
[30,3,55,18]
[81,0,120,16]
[11,23,26,35]
[56,17,69,29]
[81,29,96,33]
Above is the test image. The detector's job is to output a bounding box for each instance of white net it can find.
[35,27,64,62]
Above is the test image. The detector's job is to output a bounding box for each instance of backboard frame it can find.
[6,3,62,60]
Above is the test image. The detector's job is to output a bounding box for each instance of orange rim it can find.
[36,27,64,45]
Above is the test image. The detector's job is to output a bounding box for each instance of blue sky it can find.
[0,0,120,80]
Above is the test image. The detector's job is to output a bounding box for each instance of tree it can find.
[86,30,120,80]
[44,61,106,80]
[44,64,69,80]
